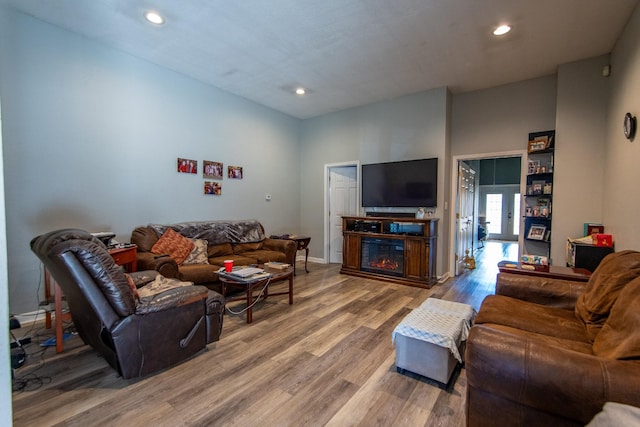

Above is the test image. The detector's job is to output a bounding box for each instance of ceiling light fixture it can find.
[295,88,306,95]
[144,11,165,25]
[493,24,511,36]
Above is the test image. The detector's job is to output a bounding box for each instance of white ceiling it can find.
[1,0,638,119]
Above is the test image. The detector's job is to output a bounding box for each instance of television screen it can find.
[361,158,437,207]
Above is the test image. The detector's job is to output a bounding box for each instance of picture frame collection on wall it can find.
[177,157,243,196]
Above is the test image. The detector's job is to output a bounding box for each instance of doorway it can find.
[325,163,359,264]
[479,185,520,241]
[450,152,526,276]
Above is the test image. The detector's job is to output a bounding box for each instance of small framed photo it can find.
[177,158,197,174]
[203,161,223,179]
[527,224,546,240]
[204,181,221,195]
[228,165,243,179]
[527,160,540,174]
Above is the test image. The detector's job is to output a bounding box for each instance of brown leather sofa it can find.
[131,220,296,290]
[466,250,640,427]
[31,229,225,379]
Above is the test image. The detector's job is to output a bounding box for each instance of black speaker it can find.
[11,347,26,369]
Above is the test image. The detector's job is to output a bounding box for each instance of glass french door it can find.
[482,186,520,241]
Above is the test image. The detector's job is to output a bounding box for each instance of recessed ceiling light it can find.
[145,11,165,25]
[295,88,306,95]
[493,25,511,36]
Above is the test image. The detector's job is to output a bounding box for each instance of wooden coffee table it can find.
[219,265,294,323]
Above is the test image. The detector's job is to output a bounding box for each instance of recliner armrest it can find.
[466,324,640,425]
[496,272,586,309]
[263,238,297,265]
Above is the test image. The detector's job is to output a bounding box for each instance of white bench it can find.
[392,298,476,384]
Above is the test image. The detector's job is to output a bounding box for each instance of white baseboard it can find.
[437,271,451,284]
[13,309,47,328]
[295,256,326,264]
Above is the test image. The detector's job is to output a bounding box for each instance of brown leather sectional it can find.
[131,220,296,290]
[466,250,640,427]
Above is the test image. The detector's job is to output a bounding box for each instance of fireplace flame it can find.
[369,258,399,270]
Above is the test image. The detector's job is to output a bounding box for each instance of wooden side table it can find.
[270,234,311,274]
[108,245,137,273]
[288,235,311,274]
[497,260,591,282]
[44,244,137,353]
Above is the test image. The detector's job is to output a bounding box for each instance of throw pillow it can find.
[208,243,233,258]
[183,239,210,265]
[150,228,194,265]
[124,273,140,301]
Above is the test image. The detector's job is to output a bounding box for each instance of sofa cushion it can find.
[131,226,159,252]
[483,323,594,355]
[179,264,221,284]
[232,241,264,253]
[208,255,257,267]
[151,228,194,265]
[593,276,640,359]
[208,243,234,258]
[183,239,209,265]
[575,250,640,342]
[476,295,589,343]
[245,249,288,264]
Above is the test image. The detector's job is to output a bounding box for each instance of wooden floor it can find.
[12,241,517,427]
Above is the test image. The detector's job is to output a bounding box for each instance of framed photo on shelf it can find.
[527,224,547,240]
[532,180,545,195]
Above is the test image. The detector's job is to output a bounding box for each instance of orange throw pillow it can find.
[151,228,194,265]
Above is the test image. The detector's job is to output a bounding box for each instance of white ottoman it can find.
[392,298,476,384]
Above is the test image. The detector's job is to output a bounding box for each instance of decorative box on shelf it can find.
[592,234,613,247]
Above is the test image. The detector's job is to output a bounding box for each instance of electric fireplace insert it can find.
[360,237,404,277]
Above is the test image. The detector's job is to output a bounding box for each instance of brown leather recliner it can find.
[466,250,640,427]
[31,229,225,379]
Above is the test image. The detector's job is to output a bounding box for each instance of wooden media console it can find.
[340,216,438,287]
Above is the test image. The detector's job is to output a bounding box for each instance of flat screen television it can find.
[361,158,438,208]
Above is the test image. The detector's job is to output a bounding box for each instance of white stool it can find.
[392,298,476,385]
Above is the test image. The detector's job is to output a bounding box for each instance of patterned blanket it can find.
[392,298,477,363]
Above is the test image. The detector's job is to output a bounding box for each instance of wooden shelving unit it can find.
[523,130,555,261]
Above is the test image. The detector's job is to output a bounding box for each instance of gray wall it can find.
[554,55,610,263]
[451,76,558,157]
[1,9,301,314]
[299,88,450,276]
[603,4,640,250]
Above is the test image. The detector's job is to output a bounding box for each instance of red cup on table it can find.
[224,259,234,272]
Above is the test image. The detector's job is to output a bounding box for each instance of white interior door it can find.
[329,166,357,263]
[455,162,476,275]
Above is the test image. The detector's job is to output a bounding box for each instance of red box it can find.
[592,234,613,247]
